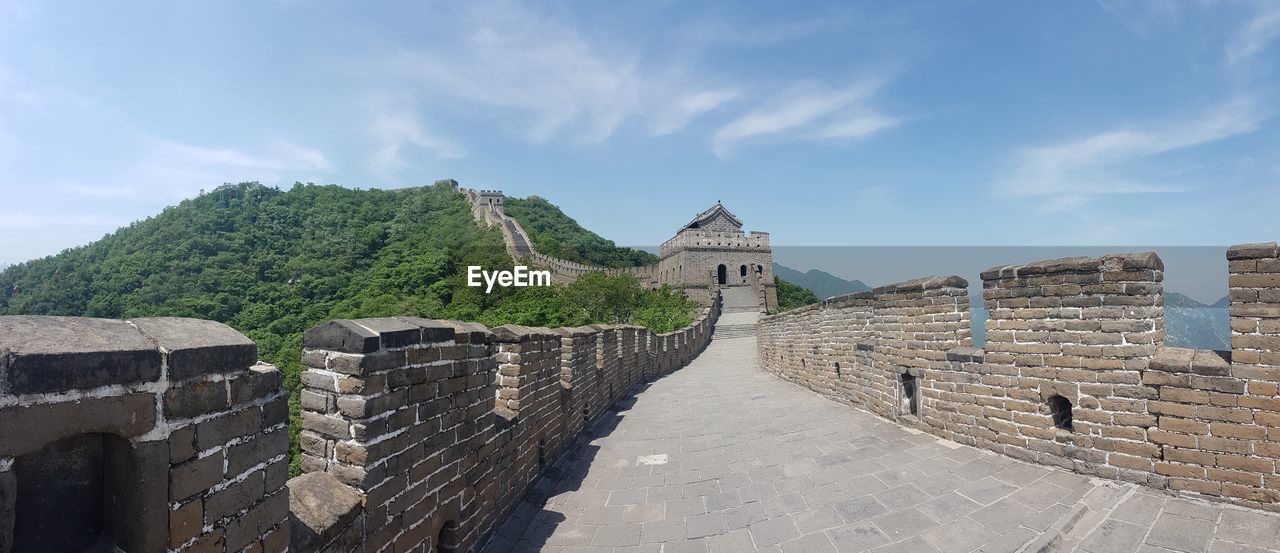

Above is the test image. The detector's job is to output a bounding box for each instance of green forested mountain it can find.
[774,276,819,312]
[0,181,695,473]
[504,195,659,267]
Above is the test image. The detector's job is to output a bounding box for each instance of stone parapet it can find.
[293,293,722,553]
[1229,242,1280,374]
[758,249,1280,513]
[0,316,289,553]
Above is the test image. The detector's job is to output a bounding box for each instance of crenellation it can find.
[759,247,1280,512]
[0,315,289,553]
[285,293,721,552]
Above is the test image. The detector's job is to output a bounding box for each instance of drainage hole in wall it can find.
[1048,395,1073,431]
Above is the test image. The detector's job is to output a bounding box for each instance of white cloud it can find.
[362,94,466,178]
[1001,4,1280,212]
[1226,1,1280,80]
[366,1,753,146]
[377,1,642,144]
[151,139,333,172]
[711,80,899,157]
[57,138,336,201]
[997,95,1268,210]
[815,112,902,140]
[648,88,740,137]
[0,212,122,230]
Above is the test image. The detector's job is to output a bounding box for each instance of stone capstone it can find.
[131,317,256,381]
[287,472,363,552]
[0,315,161,394]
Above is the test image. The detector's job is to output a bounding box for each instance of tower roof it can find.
[682,202,743,230]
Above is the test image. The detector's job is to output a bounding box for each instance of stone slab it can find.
[0,315,161,393]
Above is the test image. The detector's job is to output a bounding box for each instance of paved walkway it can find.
[501,293,1280,553]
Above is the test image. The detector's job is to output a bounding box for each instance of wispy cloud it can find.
[648,88,740,137]
[1226,1,1280,82]
[997,95,1268,210]
[59,137,336,201]
[1000,3,1280,212]
[1095,0,1182,38]
[363,1,780,147]
[374,1,644,144]
[0,212,122,230]
[152,139,333,172]
[362,93,465,178]
[711,80,900,157]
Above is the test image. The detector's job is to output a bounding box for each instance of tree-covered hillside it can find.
[774,276,819,312]
[504,195,659,268]
[0,181,696,474]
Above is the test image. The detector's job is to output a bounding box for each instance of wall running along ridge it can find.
[462,186,660,288]
[756,246,1280,513]
[460,184,775,310]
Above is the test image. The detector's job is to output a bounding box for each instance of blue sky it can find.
[2,1,1279,264]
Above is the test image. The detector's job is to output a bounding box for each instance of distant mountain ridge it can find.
[772,263,870,299]
[1166,291,1229,309]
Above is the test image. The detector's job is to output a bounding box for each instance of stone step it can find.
[714,323,758,340]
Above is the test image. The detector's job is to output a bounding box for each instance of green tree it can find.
[774,277,819,312]
[503,196,658,267]
[0,181,699,475]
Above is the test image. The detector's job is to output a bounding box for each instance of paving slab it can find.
[505,311,1280,552]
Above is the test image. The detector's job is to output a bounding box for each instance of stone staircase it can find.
[502,218,534,257]
[715,286,761,340]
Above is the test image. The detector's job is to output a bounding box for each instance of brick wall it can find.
[758,248,1280,513]
[292,295,721,553]
[0,316,289,553]
[759,276,971,422]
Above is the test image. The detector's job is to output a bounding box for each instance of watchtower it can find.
[656,202,776,310]
[476,190,505,214]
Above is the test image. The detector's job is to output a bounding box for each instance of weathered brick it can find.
[164,380,230,419]
[196,407,262,450]
[227,428,288,477]
[169,499,203,548]
[171,452,225,501]
[224,489,289,552]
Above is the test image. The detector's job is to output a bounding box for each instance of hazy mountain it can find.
[1162,292,1230,351]
[1165,292,1217,308]
[773,263,870,299]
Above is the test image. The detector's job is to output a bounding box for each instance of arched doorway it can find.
[740,265,747,282]
[717,264,727,285]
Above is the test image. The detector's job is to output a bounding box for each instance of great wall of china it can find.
[757,248,1280,513]
[463,184,777,312]
[1,184,1278,552]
